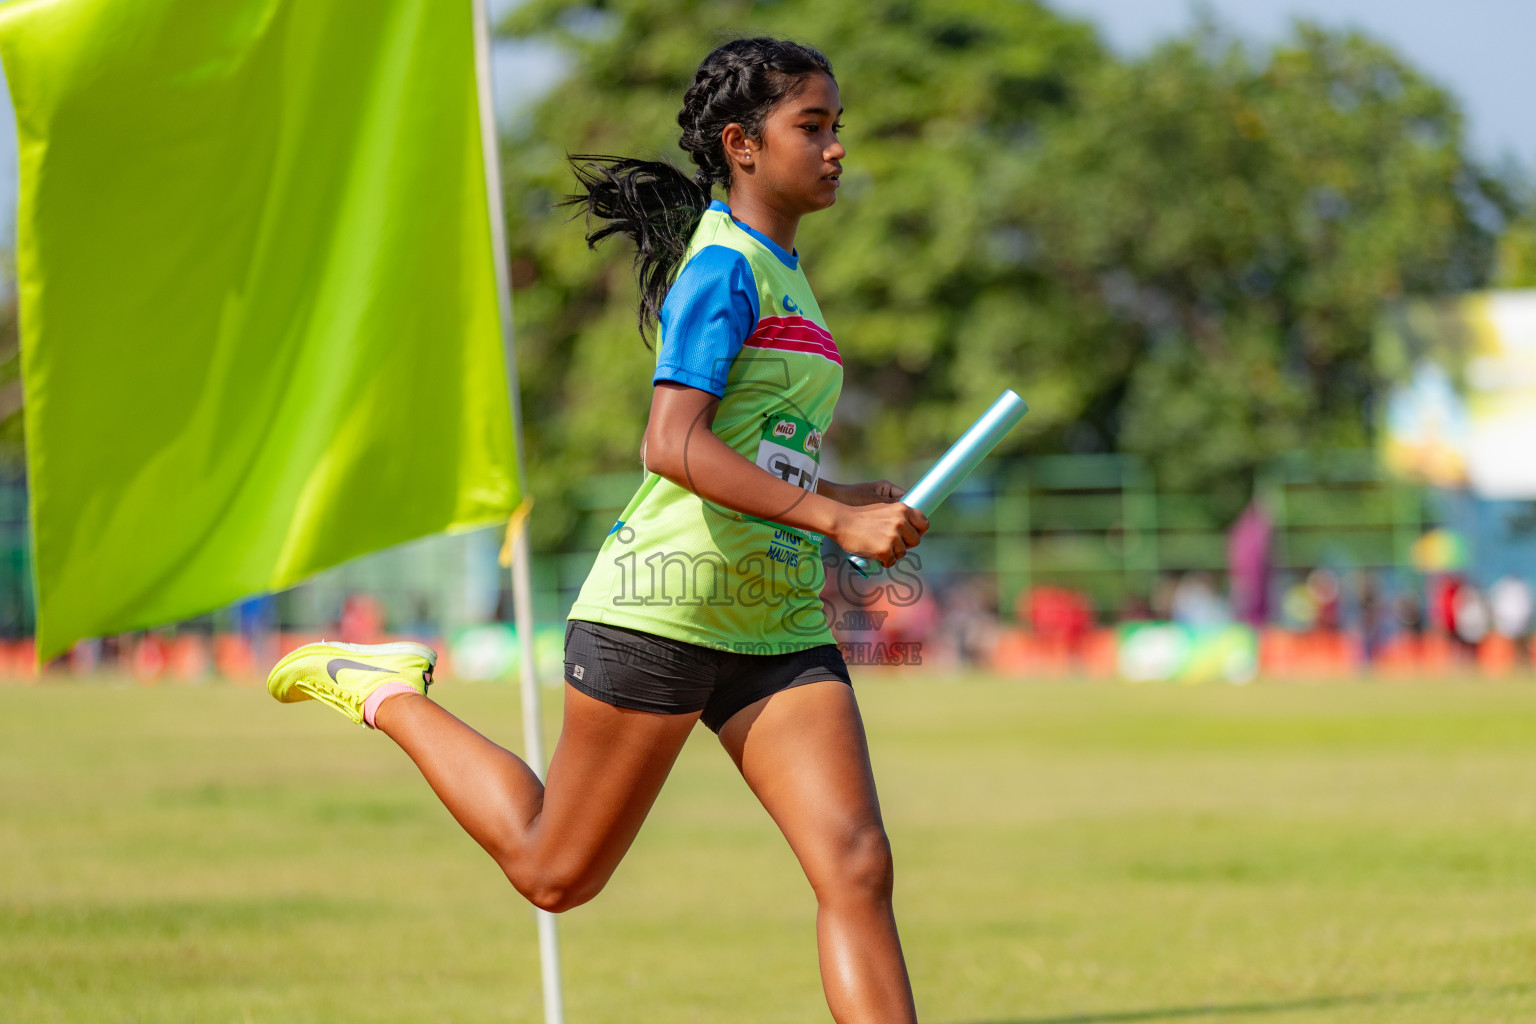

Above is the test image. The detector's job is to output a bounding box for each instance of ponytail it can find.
[563,38,835,348]
[561,157,712,347]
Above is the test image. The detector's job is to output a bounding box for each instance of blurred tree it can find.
[1496,195,1536,287]
[1020,22,1516,513]
[0,285,21,470]
[498,1,1519,548]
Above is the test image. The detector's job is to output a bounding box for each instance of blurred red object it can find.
[131,634,168,682]
[168,636,210,681]
[990,627,1117,679]
[1019,586,1094,649]
[214,635,259,680]
[1478,635,1518,677]
[1430,576,1462,636]
[0,640,37,680]
[338,594,386,644]
[1258,628,1352,678]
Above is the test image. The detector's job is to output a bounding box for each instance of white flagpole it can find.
[469,3,566,1023]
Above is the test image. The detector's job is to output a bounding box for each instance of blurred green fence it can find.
[989,450,1427,619]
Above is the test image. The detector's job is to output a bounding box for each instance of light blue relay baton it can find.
[848,389,1030,578]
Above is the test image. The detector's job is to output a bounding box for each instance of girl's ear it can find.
[720,122,754,173]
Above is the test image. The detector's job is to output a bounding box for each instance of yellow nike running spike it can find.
[266,640,437,726]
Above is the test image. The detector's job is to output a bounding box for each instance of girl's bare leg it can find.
[374,683,699,912]
[718,681,919,1024]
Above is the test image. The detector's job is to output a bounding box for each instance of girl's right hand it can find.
[833,502,929,568]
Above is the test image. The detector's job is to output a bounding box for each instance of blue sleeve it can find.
[653,245,759,397]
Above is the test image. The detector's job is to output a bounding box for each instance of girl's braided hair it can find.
[563,37,835,347]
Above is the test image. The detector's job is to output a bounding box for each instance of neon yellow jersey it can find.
[569,202,843,652]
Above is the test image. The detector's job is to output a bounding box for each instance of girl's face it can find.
[736,73,845,215]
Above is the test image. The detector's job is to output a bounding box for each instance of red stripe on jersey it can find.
[744,315,842,366]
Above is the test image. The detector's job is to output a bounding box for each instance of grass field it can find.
[5,674,1536,1023]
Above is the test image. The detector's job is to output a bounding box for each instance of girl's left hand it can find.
[822,479,906,506]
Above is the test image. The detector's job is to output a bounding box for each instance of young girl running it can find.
[267,37,928,1023]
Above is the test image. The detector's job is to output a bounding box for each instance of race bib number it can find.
[756,413,822,493]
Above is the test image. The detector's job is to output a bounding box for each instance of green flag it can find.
[0,0,520,660]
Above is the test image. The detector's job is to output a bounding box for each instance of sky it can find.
[0,0,1529,241]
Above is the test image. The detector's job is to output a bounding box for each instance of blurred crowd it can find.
[835,552,1536,681]
[821,565,1536,678]
[822,501,1536,679]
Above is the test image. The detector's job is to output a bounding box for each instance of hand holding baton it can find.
[848,389,1029,577]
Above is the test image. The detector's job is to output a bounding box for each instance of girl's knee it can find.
[813,823,895,905]
[506,858,612,914]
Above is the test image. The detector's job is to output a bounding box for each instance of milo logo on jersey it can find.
[756,412,821,492]
[753,412,823,564]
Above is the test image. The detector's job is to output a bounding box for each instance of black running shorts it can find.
[562,619,852,734]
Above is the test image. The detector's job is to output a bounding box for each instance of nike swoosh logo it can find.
[326,658,394,683]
